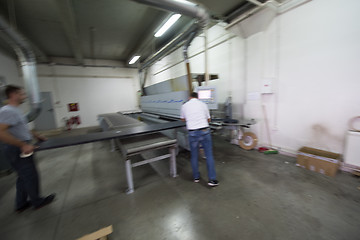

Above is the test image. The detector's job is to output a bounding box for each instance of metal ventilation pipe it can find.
[132,0,210,71]
[0,15,41,122]
[140,23,199,71]
[132,0,209,27]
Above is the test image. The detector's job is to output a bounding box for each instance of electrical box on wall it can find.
[261,78,274,94]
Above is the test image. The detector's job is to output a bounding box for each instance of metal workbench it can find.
[98,113,179,193]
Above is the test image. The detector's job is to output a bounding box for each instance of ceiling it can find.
[0,0,278,67]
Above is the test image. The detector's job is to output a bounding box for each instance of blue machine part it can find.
[140,91,189,118]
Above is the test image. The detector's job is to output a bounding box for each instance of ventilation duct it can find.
[139,23,199,71]
[132,0,209,26]
[131,0,210,71]
[0,15,41,122]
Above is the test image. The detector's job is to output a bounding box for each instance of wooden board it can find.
[76,225,113,240]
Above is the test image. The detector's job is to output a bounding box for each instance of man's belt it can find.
[188,127,209,132]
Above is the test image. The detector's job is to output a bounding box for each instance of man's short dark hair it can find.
[191,92,198,98]
[5,85,22,99]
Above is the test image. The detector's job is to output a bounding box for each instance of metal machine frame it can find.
[115,133,177,194]
[97,113,179,194]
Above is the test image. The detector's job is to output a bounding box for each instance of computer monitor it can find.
[198,89,212,100]
[196,86,217,109]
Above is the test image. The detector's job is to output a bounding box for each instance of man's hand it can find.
[36,134,47,142]
[21,144,37,154]
[32,131,47,142]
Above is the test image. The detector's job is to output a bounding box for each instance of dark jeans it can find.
[2,144,43,208]
[188,128,217,180]
[0,143,12,171]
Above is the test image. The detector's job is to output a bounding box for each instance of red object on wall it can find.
[65,115,81,131]
[72,116,81,125]
[68,103,79,112]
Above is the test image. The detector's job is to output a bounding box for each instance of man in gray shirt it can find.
[0,85,55,212]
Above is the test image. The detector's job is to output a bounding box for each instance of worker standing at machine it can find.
[0,85,55,212]
[180,92,219,186]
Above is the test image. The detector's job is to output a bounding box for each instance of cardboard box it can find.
[297,147,341,177]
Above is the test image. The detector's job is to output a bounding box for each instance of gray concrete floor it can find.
[0,128,359,240]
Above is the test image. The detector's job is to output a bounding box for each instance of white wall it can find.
[146,0,360,155]
[246,0,360,154]
[37,65,140,128]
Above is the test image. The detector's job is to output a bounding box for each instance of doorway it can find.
[34,92,57,131]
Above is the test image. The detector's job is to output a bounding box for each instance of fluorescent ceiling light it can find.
[154,14,181,38]
[129,55,140,65]
[173,0,197,7]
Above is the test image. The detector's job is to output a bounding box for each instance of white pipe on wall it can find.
[204,27,209,85]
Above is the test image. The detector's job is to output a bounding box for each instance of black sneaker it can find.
[194,178,200,183]
[34,194,56,210]
[208,180,219,186]
[16,201,31,213]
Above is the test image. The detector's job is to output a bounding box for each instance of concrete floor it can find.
[0,128,359,240]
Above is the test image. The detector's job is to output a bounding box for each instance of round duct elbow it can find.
[0,15,42,122]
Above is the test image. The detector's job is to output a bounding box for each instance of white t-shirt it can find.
[180,98,210,130]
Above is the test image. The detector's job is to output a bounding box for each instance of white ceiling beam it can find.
[55,0,83,65]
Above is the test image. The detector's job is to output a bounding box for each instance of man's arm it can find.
[204,104,211,123]
[31,130,47,141]
[0,123,36,154]
[180,105,186,122]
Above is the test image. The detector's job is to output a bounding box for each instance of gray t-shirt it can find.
[0,105,32,141]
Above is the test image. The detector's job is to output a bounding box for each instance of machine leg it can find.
[169,147,177,177]
[125,159,134,194]
[110,139,116,152]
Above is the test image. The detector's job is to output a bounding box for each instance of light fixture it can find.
[129,55,140,65]
[154,14,181,38]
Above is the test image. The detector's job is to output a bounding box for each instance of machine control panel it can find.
[196,86,217,109]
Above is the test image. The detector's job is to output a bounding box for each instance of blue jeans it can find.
[188,128,217,181]
[2,144,43,209]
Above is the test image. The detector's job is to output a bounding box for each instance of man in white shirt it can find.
[180,92,219,186]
